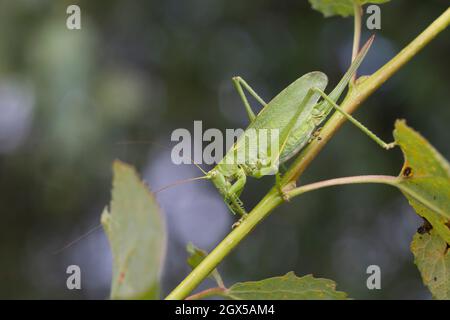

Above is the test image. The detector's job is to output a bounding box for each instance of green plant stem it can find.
[185,287,228,300]
[178,175,400,300]
[287,175,398,199]
[283,7,450,184]
[165,8,450,300]
[166,189,283,300]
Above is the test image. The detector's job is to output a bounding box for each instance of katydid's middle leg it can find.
[232,76,267,122]
[312,87,396,150]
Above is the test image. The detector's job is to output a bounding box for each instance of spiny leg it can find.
[312,87,396,150]
[232,76,267,122]
[226,167,247,219]
[228,197,247,229]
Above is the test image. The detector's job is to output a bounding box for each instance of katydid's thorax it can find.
[207,165,232,197]
[207,163,248,216]
[207,163,253,193]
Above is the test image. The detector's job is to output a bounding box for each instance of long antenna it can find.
[56,140,211,253]
[53,224,103,255]
[117,139,208,175]
[154,175,209,194]
[55,174,209,253]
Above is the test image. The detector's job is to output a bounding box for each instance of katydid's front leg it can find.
[226,167,247,217]
[232,76,267,122]
[312,88,396,150]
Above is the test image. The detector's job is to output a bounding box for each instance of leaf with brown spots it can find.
[102,160,166,299]
[411,230,450,299]
[223,272,348,300]
[393,120,450,244]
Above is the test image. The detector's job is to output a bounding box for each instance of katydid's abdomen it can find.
[280,36,374,162]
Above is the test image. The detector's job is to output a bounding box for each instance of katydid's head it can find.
[206,167,230,197]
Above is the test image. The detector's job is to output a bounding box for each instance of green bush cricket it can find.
[157,36,394,219]
[201,36,395,218]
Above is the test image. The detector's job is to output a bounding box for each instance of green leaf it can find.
[393,120,450,244]
[223,272,348,300]
[102,160,166,299]
[186,243,224,288]
[308,0,390,18]
[187,243,208,269]
[411,230,450,300]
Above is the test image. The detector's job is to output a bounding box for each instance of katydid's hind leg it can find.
[276,89,318,161]
[232,77,267,107]
[232,76,267,122]
[266,88,317,201]
[312,88,396,150]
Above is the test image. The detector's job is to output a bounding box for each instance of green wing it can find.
[280,36,374,162]
[220,72,328,169]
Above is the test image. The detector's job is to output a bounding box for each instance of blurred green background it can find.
[0,0,448,299]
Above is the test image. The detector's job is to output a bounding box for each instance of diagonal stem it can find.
[165,8,450,300]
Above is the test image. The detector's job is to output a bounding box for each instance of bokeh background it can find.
[0,0,448,299]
